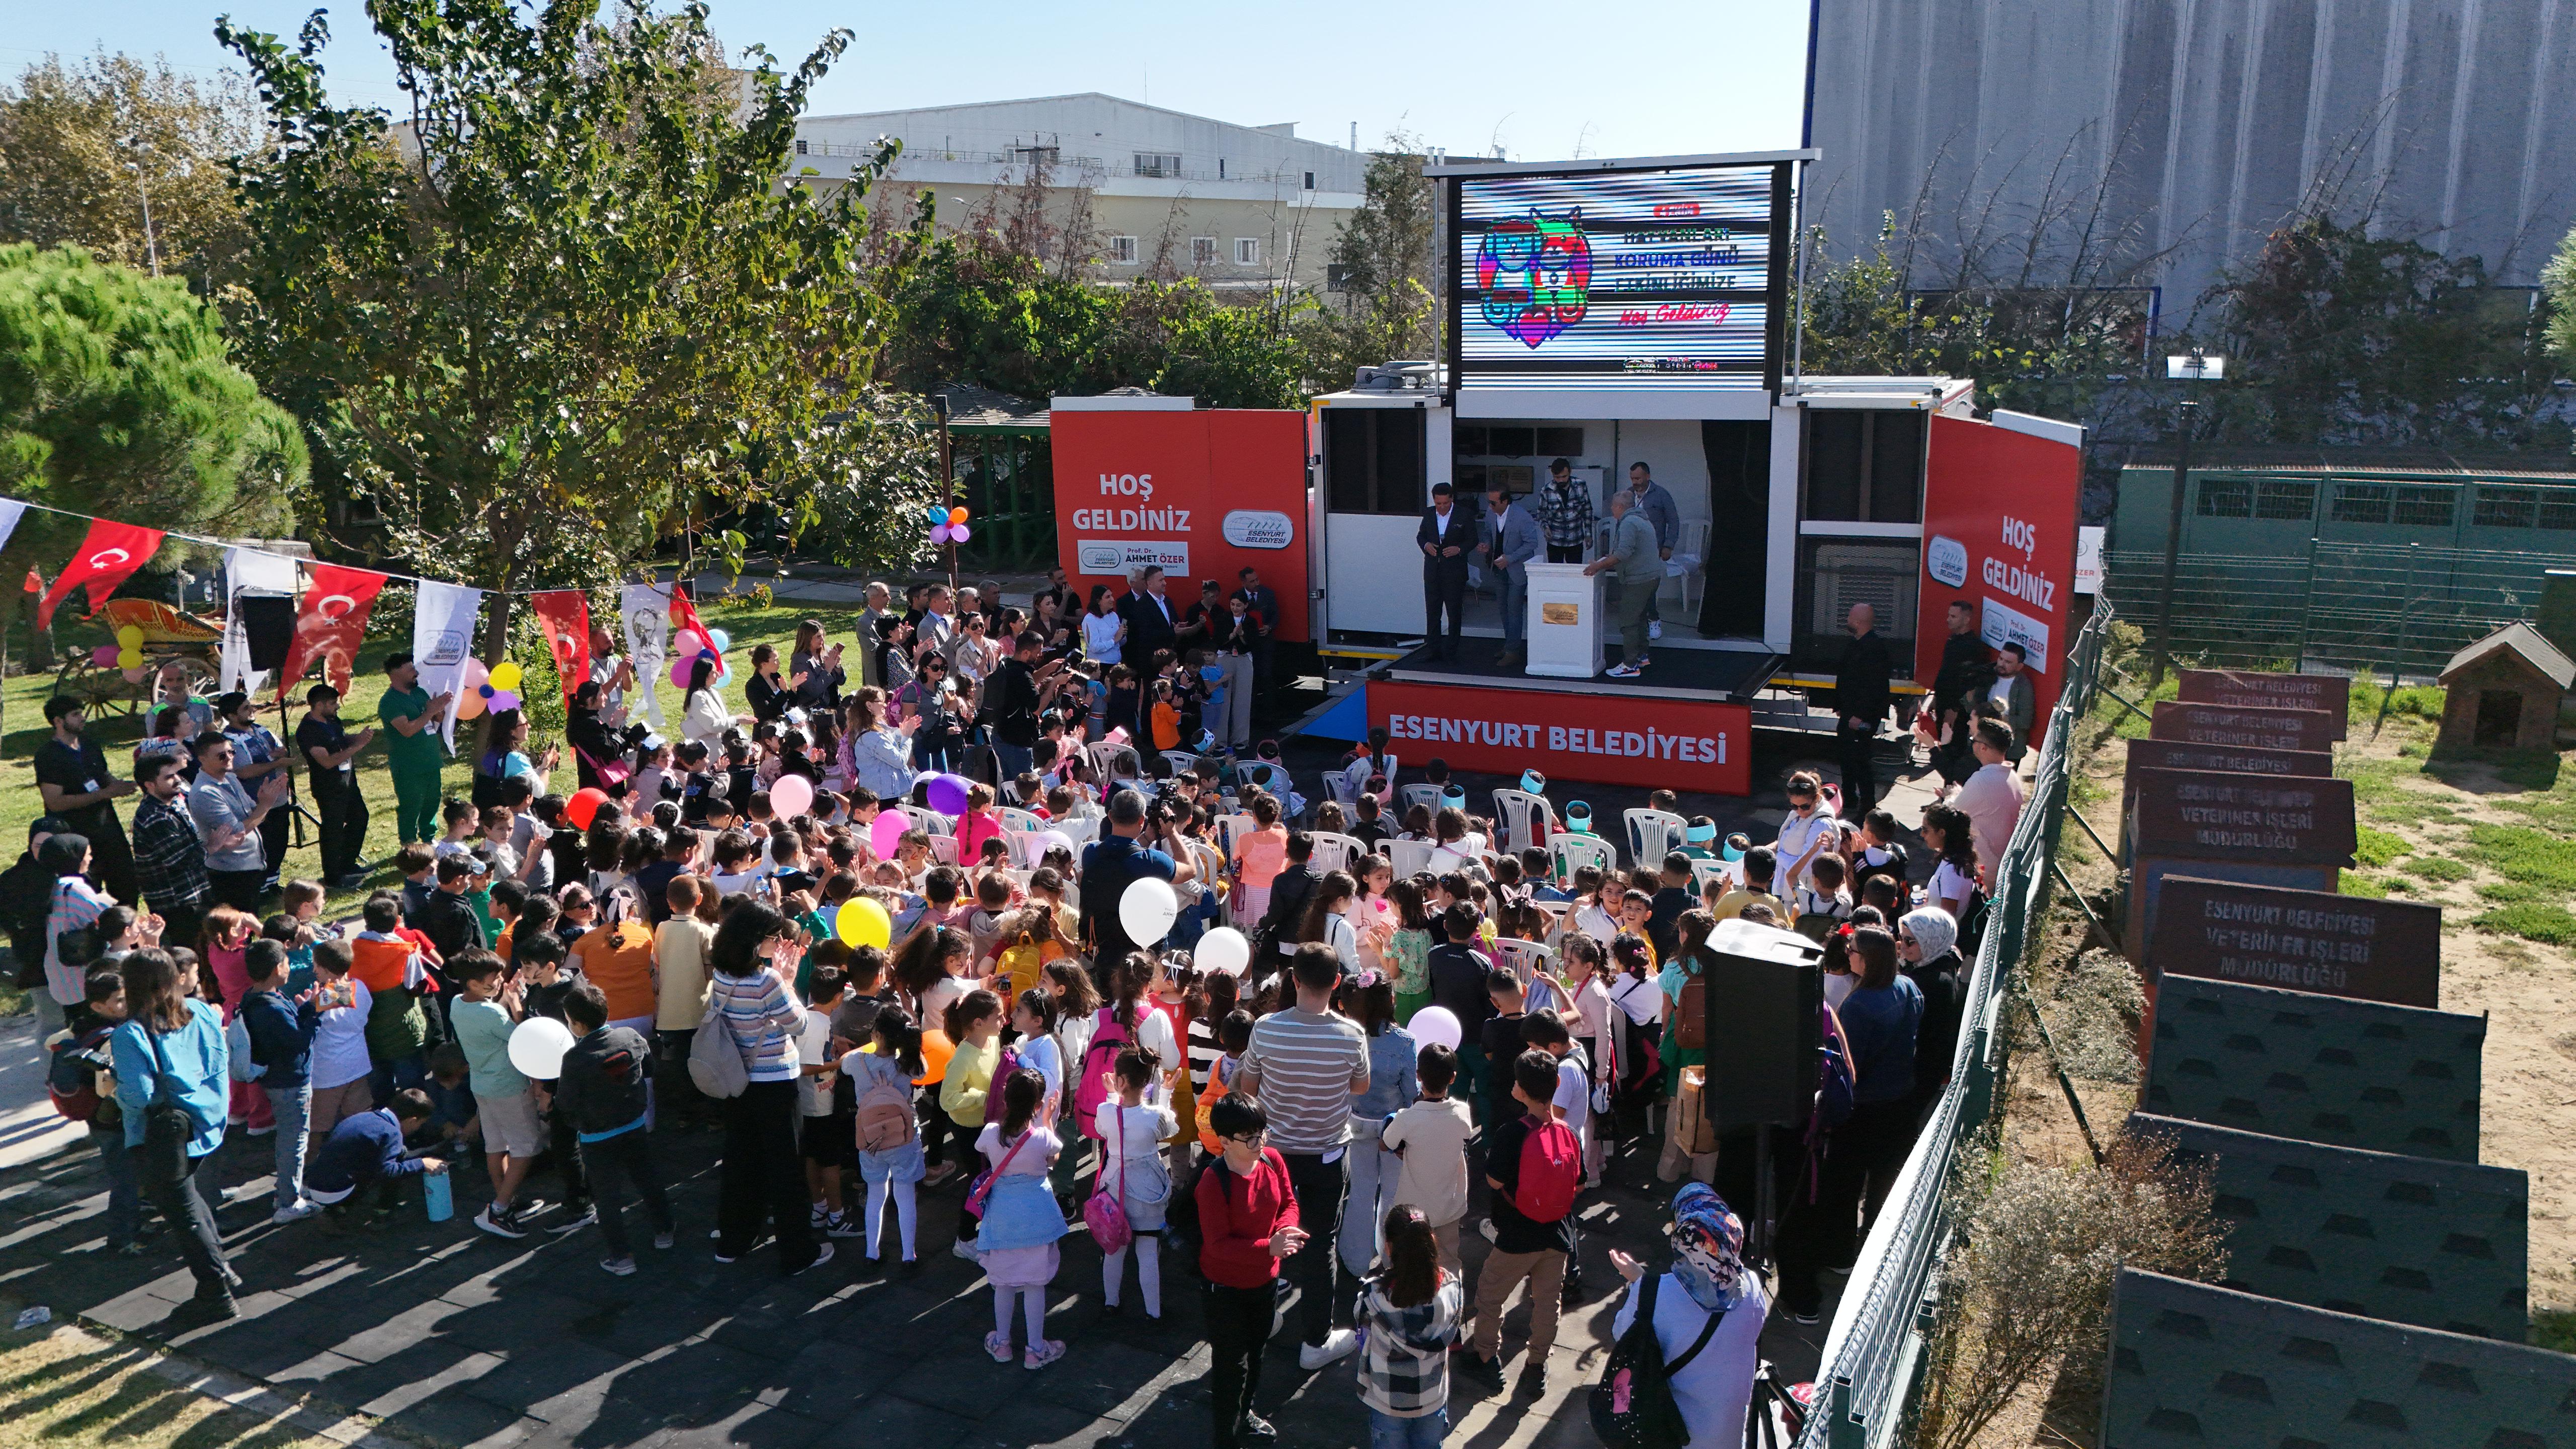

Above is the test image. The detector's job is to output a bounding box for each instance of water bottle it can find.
[423,1167,454,1223]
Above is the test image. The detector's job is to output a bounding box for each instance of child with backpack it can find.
[975,1068,1069,1369]
[1094,1045,1178,1317]
[50,971,140,1252]
[1460,1049,1582,1399]
[846,1007,927,1273]
[1355,1204,1466,1448]
[238,941,324,1223]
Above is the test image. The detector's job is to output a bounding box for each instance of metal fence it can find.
[1795,604,2110,1449]
[2101,542,2559,679]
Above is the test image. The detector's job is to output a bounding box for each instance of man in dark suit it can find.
[1117,565,1180,663]
[1831,602,1894,819]
[1928,599,1992,787]
[1416,482,1472,659]
[1229,566,1282,711]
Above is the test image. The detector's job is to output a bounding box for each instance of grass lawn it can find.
[0,598,878,999]
[0,1321,341,1449]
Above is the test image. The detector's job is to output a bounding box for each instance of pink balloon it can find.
[460,657,491,693]
[770,774,815,820]
[670,650,718,689]
[91,643,119,666]
[868,808,908,860]
[674,628,712,659]
[948,523,971,544]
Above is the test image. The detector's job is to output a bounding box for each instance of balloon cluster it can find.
[667,626,733,689]
[456,658,528,720]
[111,624,147,682]
[927,503,972,546]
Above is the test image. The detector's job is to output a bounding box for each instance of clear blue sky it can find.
[4,2,1813,162]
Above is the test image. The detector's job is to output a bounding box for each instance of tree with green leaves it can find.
[219,0,938,654]
[2535,222,2576,379]
[0,240,303,666]
[0,51,261,289]
[1293,136,1439,391]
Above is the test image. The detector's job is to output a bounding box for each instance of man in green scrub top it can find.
[378,652,454,844]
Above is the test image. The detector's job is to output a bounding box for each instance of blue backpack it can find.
[1815,1000,1858,1130]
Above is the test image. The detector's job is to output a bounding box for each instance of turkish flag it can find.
[530,590,591,700]
[666,584,710,657]
[37,520,166,631]
[278,562,390,698]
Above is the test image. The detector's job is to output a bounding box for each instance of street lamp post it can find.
[125,134,160,278]
[2147,351,2225,689]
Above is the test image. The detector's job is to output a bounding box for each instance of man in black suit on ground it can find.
[1118,565,1180,663]
[1417,482,1472,660]
[1832,602,1893,819]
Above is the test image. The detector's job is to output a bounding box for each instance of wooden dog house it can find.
[2436,623,2574,752]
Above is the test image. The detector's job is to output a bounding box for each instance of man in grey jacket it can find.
[1479,486,1545,669]
[1586,489,1663,678]
[1625,462,1680,638]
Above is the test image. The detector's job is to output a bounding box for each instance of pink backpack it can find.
[1074,1007,1132,1140]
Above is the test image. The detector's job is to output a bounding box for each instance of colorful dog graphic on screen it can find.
[1477,208,1592,347]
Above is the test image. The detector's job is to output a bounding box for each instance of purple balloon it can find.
[929,522,952,544]
[925,773,973,816]
[949,523,971,543]
[490,689,522,711]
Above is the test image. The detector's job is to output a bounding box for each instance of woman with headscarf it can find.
[1897,907,1968,1130]
[1608,1183,1769,1444]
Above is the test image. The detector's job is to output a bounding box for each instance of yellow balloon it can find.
[836,897,892,950]
[115,625,144,648]
[116,649,143,668]
[488,661,522,692]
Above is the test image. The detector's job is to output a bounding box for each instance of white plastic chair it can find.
[1691,858,1738,897]
[1549,833,1617,884]
[1309,832,1365,875]
[1380,838,1438,879]
[1492,789,1557,857]
[901,804,953,836]
[1492,937,1557,986]
[1625,809,1687,868]
[1399,783,1444,819]
[1212,812,1259,858]
[1162,751,1199,777]
[1237,760,1290,797]
[926,835,959,865]
[997,806,1046,836]
[1008,830,1058,869]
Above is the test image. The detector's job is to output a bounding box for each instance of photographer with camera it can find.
[983,631,1074,780]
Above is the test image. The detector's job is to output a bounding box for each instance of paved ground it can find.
[2,1099,1848,1449]
[3,708,1956,1449]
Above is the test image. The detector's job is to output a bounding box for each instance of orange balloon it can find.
[947,506,969,526]
[916,1028,955,1086]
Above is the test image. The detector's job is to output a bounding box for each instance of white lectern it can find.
[1523,563,1604,679]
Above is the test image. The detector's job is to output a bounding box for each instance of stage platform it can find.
[1373,637,1782,703]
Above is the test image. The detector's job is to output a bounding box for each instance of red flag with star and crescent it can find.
[278,562,391,697]
[36,520,165,631]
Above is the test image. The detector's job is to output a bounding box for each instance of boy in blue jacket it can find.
[306,1087,446,1227]
[238,940,323,1223]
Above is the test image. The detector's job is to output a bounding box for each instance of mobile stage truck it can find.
[1051,150,2085,796]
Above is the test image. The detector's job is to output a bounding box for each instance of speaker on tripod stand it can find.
[237,593,321,853]
[1699,917,1822,1268]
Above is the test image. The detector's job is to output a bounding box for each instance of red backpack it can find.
[1512,1114,1581,1223]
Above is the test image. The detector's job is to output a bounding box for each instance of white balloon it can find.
[507,1016,576,1080]
[1118,875,1181,948]
[1195,926,1252,977]
[1408,1005,1463,1053]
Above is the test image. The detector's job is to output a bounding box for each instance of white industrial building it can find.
[790,94,1372,292]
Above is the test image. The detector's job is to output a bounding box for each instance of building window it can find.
[2543,494,2576,530]
[2474,486,2539,528]
[2255,479,2317,520]
[2195,478,2253,518]
[2391,486,2455,528]
[795,138,808,155]
[1191,236,1217,266]
[1234,237,1261,266]
[1134,152,1181,178]
[2330,484,2392,524]
[1107,235,1139,265]
[1304,170,1316,190]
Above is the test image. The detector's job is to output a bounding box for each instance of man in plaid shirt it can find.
[1537,458,1594,563]
[130,754,211,950]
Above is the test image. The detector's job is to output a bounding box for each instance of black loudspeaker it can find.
[1701,919,1823,1133]
[240,594,298,672]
